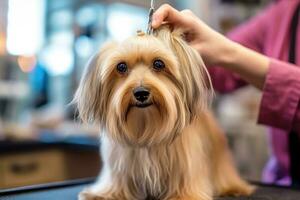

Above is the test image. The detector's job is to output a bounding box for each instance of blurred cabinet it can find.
[0,150,65,188]
[0,142,101,189]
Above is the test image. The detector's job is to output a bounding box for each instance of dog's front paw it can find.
[167,195,212,200]
[78,189,106,200]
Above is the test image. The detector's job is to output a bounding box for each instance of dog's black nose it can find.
[133,87,150,103]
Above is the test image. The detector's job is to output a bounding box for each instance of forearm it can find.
[219,41,269,90]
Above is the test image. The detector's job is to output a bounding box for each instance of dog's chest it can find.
[125,148,173,197]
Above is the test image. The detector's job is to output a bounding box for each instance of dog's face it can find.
[74,27,212,147]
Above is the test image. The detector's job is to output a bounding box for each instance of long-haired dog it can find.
[74,26,254,200]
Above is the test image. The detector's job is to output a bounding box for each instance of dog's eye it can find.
[116,62,128,74]
[153,59,165,71]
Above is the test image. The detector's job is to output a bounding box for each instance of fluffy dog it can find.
[74,26,253,200]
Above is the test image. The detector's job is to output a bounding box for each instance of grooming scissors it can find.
[146,0,155,35]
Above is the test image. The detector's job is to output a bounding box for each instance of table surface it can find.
[1,179,300,200]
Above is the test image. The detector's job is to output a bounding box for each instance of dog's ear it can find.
[73,42,116,123]
[155,26,213,118]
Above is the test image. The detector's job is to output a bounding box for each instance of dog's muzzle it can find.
[133,87,152,108]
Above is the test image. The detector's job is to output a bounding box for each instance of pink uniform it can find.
[209,0,300,185]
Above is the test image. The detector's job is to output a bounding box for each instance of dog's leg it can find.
[78,188,108,200]
[166,193,212,200]
[78,177,147,200]
[160,170,213,200]
[78,176,131,200]
[163,161,213,200]
[170,181,213,200]
[79,137,130,200]
[78,177,126,200]
[167,196,211,200]
[158,116,215,200]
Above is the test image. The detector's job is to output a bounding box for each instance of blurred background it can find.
[0,0,271,190]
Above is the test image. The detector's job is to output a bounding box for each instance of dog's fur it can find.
[74,26,254,200]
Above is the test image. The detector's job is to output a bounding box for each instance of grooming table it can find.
[1,178,300,200]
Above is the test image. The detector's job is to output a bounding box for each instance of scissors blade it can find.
[146,0,155,34]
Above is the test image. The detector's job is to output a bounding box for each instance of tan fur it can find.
[74,26,254,200]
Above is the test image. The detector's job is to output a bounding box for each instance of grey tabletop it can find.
[1,180,300,200]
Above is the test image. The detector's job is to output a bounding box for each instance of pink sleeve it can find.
[208,67,246,93]
[258,59,300,132]
[210,3,276,93]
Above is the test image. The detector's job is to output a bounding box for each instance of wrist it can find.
[217,39,240,69]
[216,39,269,89]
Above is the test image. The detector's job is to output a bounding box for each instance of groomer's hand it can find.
[152,4,269,89]
[152,4,237,67]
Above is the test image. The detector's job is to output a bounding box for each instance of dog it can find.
[74,26,254,200]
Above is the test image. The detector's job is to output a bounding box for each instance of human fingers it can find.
[152,4,182,28]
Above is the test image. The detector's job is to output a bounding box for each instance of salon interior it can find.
[0,0,276,198]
